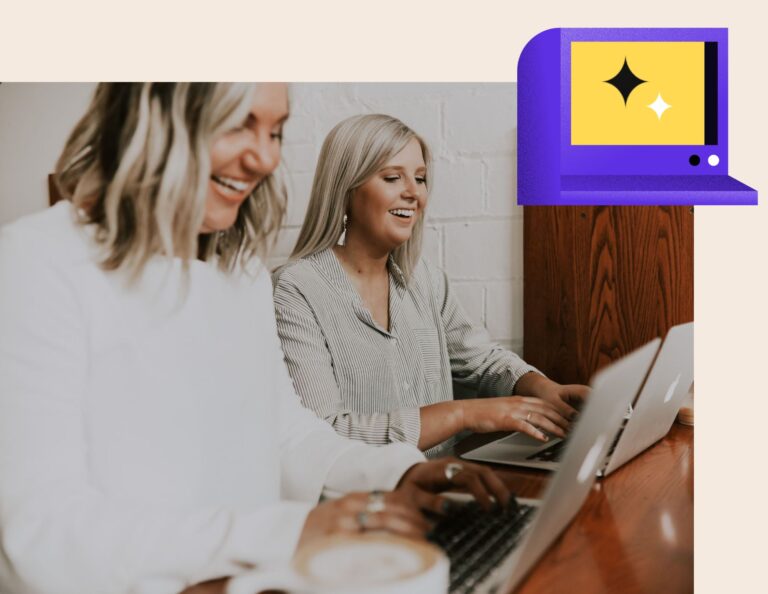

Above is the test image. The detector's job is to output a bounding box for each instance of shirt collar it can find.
[310,248,406,337]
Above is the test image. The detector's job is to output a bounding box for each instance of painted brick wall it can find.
[271,83,524,354]
[0,83,524,354]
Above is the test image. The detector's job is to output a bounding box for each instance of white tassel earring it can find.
[338,214,348,246]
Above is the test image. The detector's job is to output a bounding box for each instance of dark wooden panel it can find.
[523,206,693,384]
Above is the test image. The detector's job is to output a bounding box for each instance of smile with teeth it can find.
[211,174,253,195]
[389,208,415,219]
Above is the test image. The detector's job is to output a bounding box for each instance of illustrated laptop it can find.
[429,340,660,594]
[518,28,758,205]
[461,322,692,475]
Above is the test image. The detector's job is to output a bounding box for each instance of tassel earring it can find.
[337,214,348,246]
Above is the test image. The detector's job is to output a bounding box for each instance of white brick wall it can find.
[277,83,523,351]
[0,83,524,354]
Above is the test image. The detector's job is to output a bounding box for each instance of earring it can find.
[338,214,348,246]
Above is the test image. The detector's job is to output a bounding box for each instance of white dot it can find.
[708,154,720,166]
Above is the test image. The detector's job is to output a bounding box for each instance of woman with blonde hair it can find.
[0,85,508,594]
[274,114,589,454]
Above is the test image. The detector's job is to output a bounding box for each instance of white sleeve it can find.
[0,228,312,594]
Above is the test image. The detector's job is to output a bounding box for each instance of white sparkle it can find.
[648,93,672,120]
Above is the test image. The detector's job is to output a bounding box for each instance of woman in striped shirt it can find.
[274,114,589,454]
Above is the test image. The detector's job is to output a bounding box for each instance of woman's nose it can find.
[242,135,280,176]
[402,178,422,199]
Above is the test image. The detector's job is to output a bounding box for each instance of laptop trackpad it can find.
[497,432,544,447]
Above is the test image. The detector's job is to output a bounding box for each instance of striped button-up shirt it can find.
[272,248,538,454]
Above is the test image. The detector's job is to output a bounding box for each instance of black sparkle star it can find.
[604,58,647,105]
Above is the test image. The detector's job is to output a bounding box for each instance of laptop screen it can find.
[571,41,715,146]
[558,28,728,177]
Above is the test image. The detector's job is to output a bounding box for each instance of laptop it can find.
[461,323,692,476]
[430,340,660,594]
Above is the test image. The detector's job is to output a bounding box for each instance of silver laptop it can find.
[600,321,693,476]
[438,340,661,594]
[461,323,692,477]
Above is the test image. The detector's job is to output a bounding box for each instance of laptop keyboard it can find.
[528,418,628,465]
[428,500,535,594]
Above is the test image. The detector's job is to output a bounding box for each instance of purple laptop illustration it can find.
[517,28,757,205]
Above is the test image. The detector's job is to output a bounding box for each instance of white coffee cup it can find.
[226,533,449,594]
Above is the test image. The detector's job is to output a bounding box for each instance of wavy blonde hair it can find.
[54,83,286,283]
[290,114,431,281]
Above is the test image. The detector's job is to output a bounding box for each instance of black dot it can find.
[689,155,701,166]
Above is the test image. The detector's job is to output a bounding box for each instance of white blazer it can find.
[0,202,424,594]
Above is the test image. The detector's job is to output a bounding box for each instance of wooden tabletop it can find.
[455,423,693,594]
[183,423,693,594]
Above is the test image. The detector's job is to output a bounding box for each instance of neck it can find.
[333,234,390,279]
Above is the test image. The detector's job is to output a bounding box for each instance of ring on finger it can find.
[526,411,533,422]
[366,490,386,514]
[445,462,464,482]
[357,511,370,531]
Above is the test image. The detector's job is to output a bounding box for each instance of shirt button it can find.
[403,381,410,390]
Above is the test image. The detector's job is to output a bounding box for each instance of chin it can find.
[388,233,412,250]
[202,209,239,233]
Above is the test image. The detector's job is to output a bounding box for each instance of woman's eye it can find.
[270,132,283,141]
[416,176,427,184]
[383,175,400,182]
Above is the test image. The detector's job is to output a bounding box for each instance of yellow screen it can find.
[571,41,705,145]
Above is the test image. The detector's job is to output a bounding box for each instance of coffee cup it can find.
[226,533,448,594]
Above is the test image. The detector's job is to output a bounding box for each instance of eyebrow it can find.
[244,112,291,126]
[380,165,427,172]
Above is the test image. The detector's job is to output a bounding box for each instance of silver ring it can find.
[366,490,386,514]
[444,462,464,482]
[357,511,369,531]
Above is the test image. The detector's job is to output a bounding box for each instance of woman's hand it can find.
[460,396,571,442]
[396,457,511,511]
[297,490,429,551]
[514,372,590,419]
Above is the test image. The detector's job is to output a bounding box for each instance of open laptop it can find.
[430,340,660,594]
[461,322,692,476]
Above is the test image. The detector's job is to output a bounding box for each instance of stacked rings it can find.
[356,511,369,530]
[366,490,386,513]
[444,462,463,482]
[358,491,387,531]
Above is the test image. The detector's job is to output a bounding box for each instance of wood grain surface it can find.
[523,206,694,384]
[181,424,693,594]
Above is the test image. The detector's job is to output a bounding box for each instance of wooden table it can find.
[183,423,693,594]
[455,423,693,594]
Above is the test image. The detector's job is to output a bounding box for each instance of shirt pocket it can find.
[413,327,442,383]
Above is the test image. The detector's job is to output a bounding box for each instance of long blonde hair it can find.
[54,83,286,283]
[290,114,431,281]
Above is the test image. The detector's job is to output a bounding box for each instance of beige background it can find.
[2,1,766,592]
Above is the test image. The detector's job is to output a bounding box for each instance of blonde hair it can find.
[54,83,286,283]
[290,114,431,281]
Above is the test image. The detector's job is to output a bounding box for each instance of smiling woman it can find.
[53,83,288,279]
[274,114,589,456]
[0,85,507,594]
[203,84,289,233]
